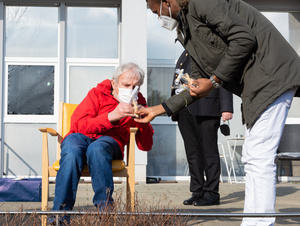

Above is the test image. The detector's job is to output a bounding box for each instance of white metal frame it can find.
[0,1,4,178]
[218,142,232,184]
[226,137,245,183]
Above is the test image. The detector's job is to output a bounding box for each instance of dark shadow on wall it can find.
[4,142,38,176]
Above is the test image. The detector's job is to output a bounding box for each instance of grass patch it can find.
[0,189,191,225]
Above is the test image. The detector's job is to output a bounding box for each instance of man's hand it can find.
[222,112,233,121]
[134,105,166,123]
[189,78,214,98]
[108,103,135,122]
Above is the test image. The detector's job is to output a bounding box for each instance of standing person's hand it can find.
[134,105,165,123]
[222,112,233,121]
[189,78,214,98]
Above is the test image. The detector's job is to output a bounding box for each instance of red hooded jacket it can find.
[64,79,154,157]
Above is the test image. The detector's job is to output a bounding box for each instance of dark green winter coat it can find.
[162,0,300,128]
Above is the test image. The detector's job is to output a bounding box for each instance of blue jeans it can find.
[52,133,122,211]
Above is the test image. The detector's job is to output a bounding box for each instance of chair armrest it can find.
[127,127,138,166]
[130,127,138,133]
[39,127,60,174]
[39,128,58,136]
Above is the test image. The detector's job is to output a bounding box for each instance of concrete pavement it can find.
[0,181,300,225]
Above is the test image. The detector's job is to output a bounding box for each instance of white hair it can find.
[112,62,145,86]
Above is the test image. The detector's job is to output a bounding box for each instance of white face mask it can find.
[118,88,133,104]
[158,0,178,31]
[117,87,139,104]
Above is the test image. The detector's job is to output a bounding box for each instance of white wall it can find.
[287,12,300,122]
[0,2,4,177]
[121,0,148,182]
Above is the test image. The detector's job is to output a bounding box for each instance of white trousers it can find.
[241,88,296,226]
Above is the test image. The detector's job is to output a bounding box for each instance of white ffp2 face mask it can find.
[118,88,133,104]
[158,0,178,31]
[117,87,138,104]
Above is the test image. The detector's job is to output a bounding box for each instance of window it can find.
[0,2,122,177]
[68,66,115,103]
[4,6,58,122]
[146,9,183,109]
[4,5,121,120]
[147,67,174,107]
[67,7,118,58]
[146,8,187,178]
[66,7,119,104]
[5,6,58,57]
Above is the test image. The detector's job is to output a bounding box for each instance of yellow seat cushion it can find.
[52,159,125,173]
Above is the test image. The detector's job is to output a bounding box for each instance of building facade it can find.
[0,0,299,181]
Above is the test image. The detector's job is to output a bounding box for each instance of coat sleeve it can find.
[69,89,115,135]
[219,87,234,113]
[190,0,256,82]
[134,122,154,151]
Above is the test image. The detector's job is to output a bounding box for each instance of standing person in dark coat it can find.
[139,0,300,225]
[172,50,233,206]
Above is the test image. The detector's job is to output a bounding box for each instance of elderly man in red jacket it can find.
[51,62,154,223]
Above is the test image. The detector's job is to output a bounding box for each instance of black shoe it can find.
[183,194,203,205]
[193,193,220,206]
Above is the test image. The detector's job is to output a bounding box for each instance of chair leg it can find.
[126,175,135,212]
[126,128,137,211]
[41,214,47,226]
[41,173,49,226]
[41,130,50,226]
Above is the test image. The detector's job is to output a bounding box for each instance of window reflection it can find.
[5,6,58,57]
[147,67,174,107]
[69,66,115,104]
[147,9,183,60]
[147,124,188,176]
[67,7,118,58]
[7,65,54,115]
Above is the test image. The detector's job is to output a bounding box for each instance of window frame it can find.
[3,4,60,123]
[3,3,122,122]
[66,58,119,102]
[4,58,59,123]
[147,59,178,125]
[65,5,121,103]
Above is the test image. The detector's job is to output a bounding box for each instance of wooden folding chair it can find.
[39,102,137,225]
